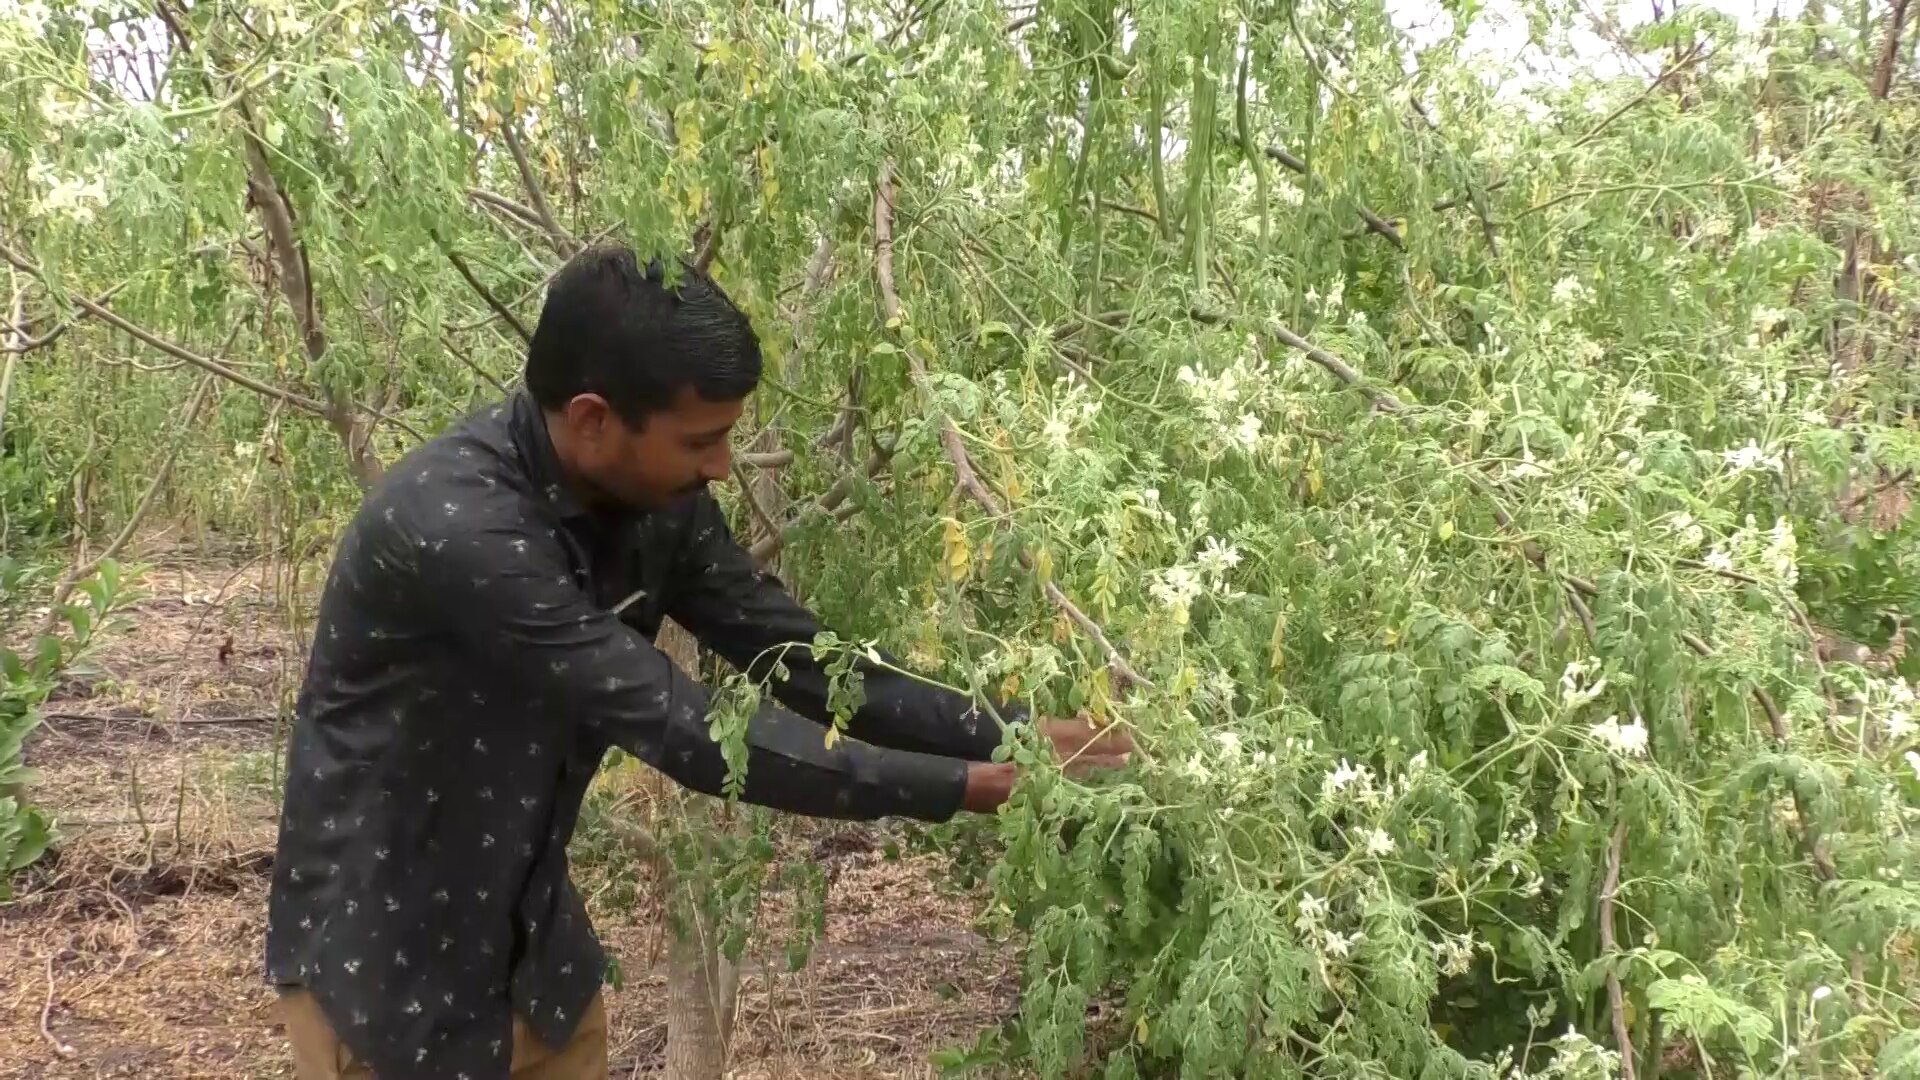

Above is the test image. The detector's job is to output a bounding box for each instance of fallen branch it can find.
[1599,821,1637,1080]
[1250,308,1839,882]
[0,242,327,413]
[39,374,217,634]
[736,449,794,469]
[1264,145,1405,250]
[235,93,382,487]
[747,443,892,564]
[876,160,1149,691]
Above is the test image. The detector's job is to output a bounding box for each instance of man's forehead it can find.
[664,388,745,434]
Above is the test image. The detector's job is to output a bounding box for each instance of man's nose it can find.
[703,445,731,483]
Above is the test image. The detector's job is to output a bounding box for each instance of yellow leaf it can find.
[708,39,734,67]
[1053,613,1071,643]
[1307,466,1324,497]
[1001,672,1021,698]
[797,41,819,74]
[1384,625,1401,647]
[822,725,841,749]
[1134,1016,1149,1044]
[1269,610,1287,673]
[942,517,971,582]
[1368,127,1382,154]
[885,315,903,330]
[1034,546,1053,585]
[1089,667,1112,724]
[1438,519,1455,542]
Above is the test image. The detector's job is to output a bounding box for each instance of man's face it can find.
[555,387,744,512]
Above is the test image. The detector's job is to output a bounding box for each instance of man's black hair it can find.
[524,243,762,427]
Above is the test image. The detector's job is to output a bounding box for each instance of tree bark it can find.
[662,893,740,1080]
[650,620,741,1080]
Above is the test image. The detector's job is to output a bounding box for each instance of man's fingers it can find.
[1060,752,1131,778]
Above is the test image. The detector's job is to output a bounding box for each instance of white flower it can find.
[1231,412,1263,452]
[1196,536,1242,581]
[1765,516,1799,586]
[1150,564,1204,626]
[1812,985,1833,1002]
[1408,750,1429,773]
[1906,750,1920,782]
[1361,828,1396,857]
[1294,891,1328,934]
[1704,547,1736,573]
[1551,276,1592,306]
[1560,660,1607,708]
[1667,511,1706,552]
[1323,930,1363,958]
[1589,715,1650,757]
[1724,440,1784,475]
[1042,415,1072,448]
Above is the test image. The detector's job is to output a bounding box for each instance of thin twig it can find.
[747,444,892,564]
[41,954,74,1057]
[442,244,533,345]
[1570,41,1706,150]
[39,375,216,634]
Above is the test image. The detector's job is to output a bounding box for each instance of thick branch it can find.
[501,124,575,254]
[876,160,1149,691]
[0,280,22,448]
[747,443,892,564]
[0,242,328,413]
[1599,821,1638,1080]
[1871,0,1912,100]
[236,98,381,487]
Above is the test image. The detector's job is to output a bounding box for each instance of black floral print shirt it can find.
[264,389,1017,1078]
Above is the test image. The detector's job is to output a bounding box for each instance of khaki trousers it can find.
[274,989,609,1079]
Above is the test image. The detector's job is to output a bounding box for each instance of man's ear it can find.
[561,393,614,441]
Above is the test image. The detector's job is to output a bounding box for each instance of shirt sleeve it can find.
[400,501,971,823]
[663,492,1024,763]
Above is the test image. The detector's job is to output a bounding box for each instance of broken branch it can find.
[0,242,328,414]
[876,159,1149,691]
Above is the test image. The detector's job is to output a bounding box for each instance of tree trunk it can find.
[662,895,740,1080]
[652,620,742,1080]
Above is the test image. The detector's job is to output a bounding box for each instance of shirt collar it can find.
[507,387,592,522]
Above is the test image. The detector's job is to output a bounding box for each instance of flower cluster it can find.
[1175,352,1272,458]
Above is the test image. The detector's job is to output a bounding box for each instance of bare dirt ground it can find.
[1,541,1018,1079]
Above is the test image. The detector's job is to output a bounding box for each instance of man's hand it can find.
[1039,716,1134,775]
[961,717,1136,813]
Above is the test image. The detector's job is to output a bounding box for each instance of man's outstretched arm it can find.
[664,493,1024,762]
[403,502,997,822]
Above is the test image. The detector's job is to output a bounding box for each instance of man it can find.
[264,243,1131,1079]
